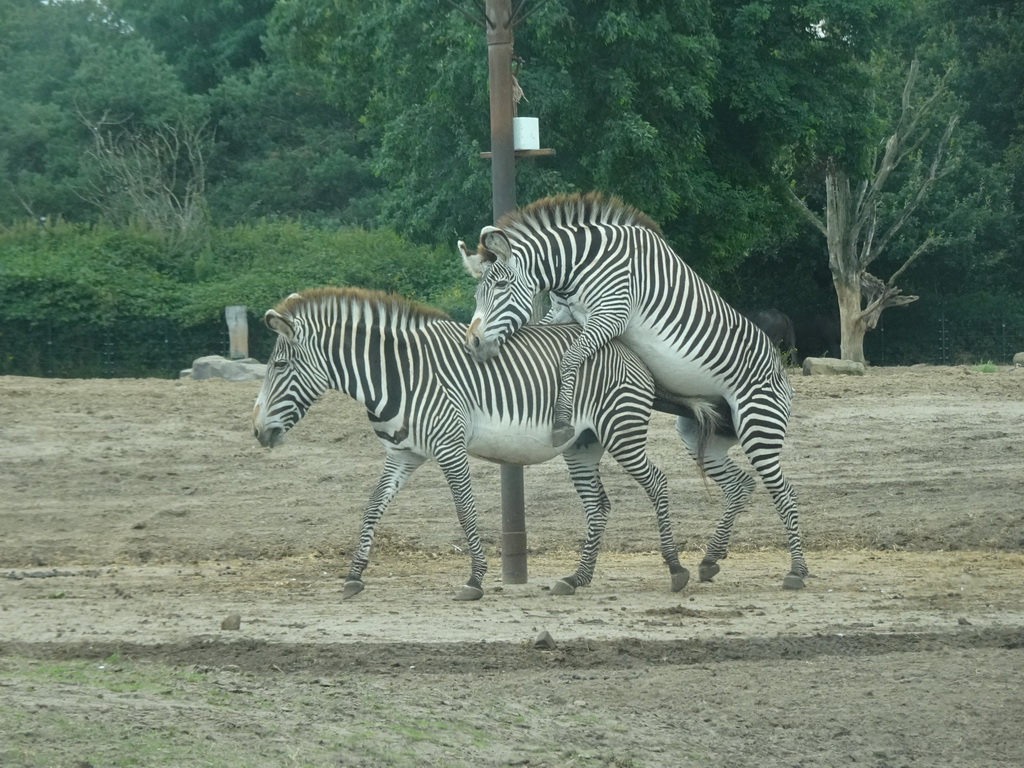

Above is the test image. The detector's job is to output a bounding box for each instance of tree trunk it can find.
[825,169,869,362]
[834,274,868,363]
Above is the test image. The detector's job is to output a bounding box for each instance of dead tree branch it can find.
[77,111,210,250]
[783,184,827,236]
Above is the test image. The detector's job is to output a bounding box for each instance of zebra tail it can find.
[651,390,733,474]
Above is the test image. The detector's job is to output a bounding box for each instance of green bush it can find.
[0,218,478,376]
[182,220,476,324]
[0,220,180,326]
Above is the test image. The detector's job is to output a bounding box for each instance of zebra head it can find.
[460,226,535,363]
[252,301,331,448]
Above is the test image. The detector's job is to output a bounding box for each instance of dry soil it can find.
[1,366,1023,767]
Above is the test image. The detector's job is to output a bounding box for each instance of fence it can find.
[1,303,1021,379]
[0,315,277,380]
[864,302,1024,366]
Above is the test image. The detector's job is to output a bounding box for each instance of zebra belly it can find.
[466,414,566,465]
[621,326,727,397]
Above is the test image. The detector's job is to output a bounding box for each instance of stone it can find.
[802,357,866,376]
[1013,352,1024,367]
[189,355,266,382]
[221,614,242,630]
[532,630,556,650]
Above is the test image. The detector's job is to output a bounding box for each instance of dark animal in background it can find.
[743,309,797,361]
[792,313,842,363]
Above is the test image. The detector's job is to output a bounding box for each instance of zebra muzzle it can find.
[465,318,483,351]
[466,337,500,363]
[255,426,285,448]
[464,324,501,362]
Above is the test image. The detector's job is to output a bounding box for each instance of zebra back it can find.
[259,286,659,433]
[482,192,789,396]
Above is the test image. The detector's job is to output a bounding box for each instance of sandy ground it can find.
[1,365,1023,767]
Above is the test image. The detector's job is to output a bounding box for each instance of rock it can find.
[221,614,242,630]
[802,357,866,376]
[532,630,556,650]
[189,355,266,382]
[1013,352,1024,367]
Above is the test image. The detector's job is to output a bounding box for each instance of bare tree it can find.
[786,61,959,362]
[79,111,210,252]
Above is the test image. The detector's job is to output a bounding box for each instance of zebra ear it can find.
[458,238,491,279]
[264,309,295,340]
[479,226,512,263]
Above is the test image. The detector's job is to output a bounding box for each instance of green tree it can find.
[108,0,381,225]
[206,62,378,224]
[0,0,212,230]
[512,0,725,264]
[271,1,739,260]
[271,0,908,280]
[268,0,496,244]
[910,0,1024,296]
[65,36,210,251]
[105,0,275,94]
[786,58,962,363]
[780,1,1023,362]
[0,0,124,221]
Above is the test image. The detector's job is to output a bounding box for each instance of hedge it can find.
[0,218,477,377]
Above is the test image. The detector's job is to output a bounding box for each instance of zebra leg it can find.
[735,408,808,590]
[344,451,426,599]
[553,444,611,595]
[676,415,755,584]
[747,453,807,589]
[436,449,488,601]
[605,432,689,593]
[551,317,628,446]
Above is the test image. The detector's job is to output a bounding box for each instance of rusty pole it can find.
[485,0,527,584]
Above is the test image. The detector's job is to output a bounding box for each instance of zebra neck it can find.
[328,324,407,426]
[519,251,577,293]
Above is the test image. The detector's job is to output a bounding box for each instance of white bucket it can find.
[513,117,540,151]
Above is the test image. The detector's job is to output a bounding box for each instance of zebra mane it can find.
[497,191,663,238]
[275,287,450,328]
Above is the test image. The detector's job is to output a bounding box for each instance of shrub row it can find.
[0,219,479,377]
[3,219,1022,377]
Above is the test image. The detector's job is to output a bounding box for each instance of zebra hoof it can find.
[454,585,485,601]
[551,422,575,447]
[698,562,720,582]
[671,568,690,593]
[342,580,365,600]
[782,573,806,590]
[551,579,577,596]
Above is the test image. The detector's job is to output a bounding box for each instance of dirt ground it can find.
[1,365,1023,767]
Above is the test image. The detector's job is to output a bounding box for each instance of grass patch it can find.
[11,653,202,694]
[0,655,505,768]
[0,656,335,768]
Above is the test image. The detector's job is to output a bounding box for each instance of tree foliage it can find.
[775,1,1023,360]
[206,63,378,224]
[104,0,276,94]
[0,0,1021,374]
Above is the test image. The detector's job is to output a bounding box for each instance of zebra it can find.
[459,191,808,590]
[251,286,720,601]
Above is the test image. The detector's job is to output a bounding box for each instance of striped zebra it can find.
[251,287,719,601]
[460,192,808,589]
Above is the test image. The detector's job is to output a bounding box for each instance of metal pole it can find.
[486,0,527,584]
[487,0,517,218]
